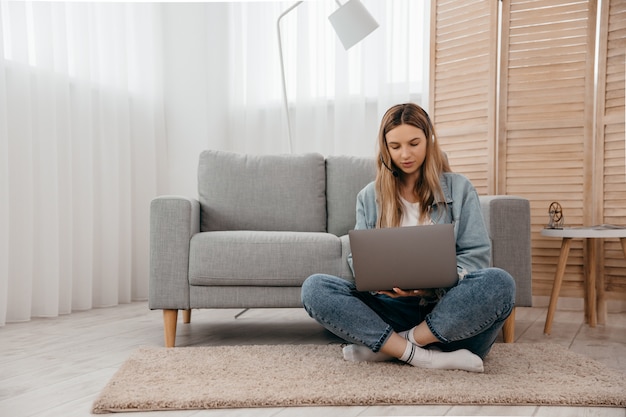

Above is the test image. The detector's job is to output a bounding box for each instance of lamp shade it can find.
[328,0,379,50]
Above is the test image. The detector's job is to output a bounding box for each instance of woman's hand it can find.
[377,287,436,299]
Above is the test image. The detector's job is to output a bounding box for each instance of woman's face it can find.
[385,123,427,178]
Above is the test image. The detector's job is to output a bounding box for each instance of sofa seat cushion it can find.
[189,231,343,287]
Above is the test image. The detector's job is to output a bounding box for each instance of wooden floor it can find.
[1,301,625,417]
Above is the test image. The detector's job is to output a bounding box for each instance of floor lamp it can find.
[277,0,379,153]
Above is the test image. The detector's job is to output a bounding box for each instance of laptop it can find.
[348,224,458,291]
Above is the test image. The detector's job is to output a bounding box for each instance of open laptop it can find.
[348,224,458,291]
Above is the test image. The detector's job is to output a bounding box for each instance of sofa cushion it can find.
[326,156,376,236]
[188,231,343,287]
[198,150,326,232]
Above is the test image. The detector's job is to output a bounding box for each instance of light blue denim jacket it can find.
[351,172,491,281]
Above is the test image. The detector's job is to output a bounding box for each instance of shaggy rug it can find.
[92,343,626,413]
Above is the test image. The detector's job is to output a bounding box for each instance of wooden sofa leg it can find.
[163,309,178,348]
[182,309,192,324]
[502,307,516,343]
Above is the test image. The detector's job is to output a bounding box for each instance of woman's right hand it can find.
[377,287,436,299]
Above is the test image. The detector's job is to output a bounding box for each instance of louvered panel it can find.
[499,0,596,298]
[437,102,490,120]
[511,28,585,45]
[430,0,497,195]
[435,57,491,75]
[595,0,626,305]
[435,147,490,192]
[437,0,487,19]
[509,0,588,13]
[507,77,586,93]
[509,38,589,56]
[436,30,491,52]
[438,6,489,22]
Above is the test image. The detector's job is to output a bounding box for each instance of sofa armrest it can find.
[479,195,532,307]
[149,196,200,310]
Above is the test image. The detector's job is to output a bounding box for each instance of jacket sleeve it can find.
[349,182,377,276]
[454,180,491,277]
[354,182,377,231]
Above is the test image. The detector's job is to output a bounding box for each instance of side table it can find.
[541,226,626,335]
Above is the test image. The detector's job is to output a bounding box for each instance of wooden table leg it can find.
[603,237,626,325]
[597,237,626,326]
[584,238,597,327]
[596,238,607,325]
[545,238,572,335]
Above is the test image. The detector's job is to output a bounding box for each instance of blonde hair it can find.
[375,103,451,228]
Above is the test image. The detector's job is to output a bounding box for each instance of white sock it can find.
[398,328,422,346]
[342,344,394,362]
[399,341,484,373]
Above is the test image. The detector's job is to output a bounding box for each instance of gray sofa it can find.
[150,150,532,347]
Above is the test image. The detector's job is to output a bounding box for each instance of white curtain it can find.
[0,2,166,325]
[162,0,430,196]
[0,1,429,325]
[223,0,430,156]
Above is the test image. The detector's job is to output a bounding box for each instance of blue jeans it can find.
[301,267,515,359]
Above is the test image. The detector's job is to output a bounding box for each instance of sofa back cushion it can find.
[198,150,327,232]
[326,156,376,236]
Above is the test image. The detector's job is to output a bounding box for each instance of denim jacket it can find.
[351,172,491,281]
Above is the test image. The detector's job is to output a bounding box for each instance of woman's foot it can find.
[400,342,484,373]
[342,344,394,362]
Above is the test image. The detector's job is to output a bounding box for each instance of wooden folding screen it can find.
[429,0,499,195]
[431,0,626,302]
[595,0,626,305]
[499,0,598,298]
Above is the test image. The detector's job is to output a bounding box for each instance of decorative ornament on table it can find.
[547,202,564,229]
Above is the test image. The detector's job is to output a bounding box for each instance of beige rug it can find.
[92,343,626,413]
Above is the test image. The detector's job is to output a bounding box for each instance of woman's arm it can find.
[354,182,377,230]
[454,180,491,277]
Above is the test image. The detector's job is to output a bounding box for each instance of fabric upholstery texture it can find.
[149,196,199,310]
[149,150,533,326]
[480,196,532,307]
[325,155,377,237]
[189,231,342,287]
[197,150,326,233]
[189,286,304,309]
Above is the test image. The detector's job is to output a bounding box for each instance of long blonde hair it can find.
[375,103,451,228]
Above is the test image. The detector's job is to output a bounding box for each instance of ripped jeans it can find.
[301,267,515,359]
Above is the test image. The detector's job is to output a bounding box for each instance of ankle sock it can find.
[342,344,394,362]
[399,341,484,373]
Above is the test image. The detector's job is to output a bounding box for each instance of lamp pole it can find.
[277,0,378,153]
[277,1,303,154]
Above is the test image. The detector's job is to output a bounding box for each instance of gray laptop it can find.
[348,224,458,291]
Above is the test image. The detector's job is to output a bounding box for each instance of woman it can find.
[301,103,515,372]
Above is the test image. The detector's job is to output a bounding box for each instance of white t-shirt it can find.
[400,196,432,227]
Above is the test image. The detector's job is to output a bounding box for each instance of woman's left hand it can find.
[377,288,435,298]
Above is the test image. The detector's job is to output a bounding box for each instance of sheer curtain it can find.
[0,2,166,325]
[163,0,430,195]
[221,0,430,157]
[0,1,430,325]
